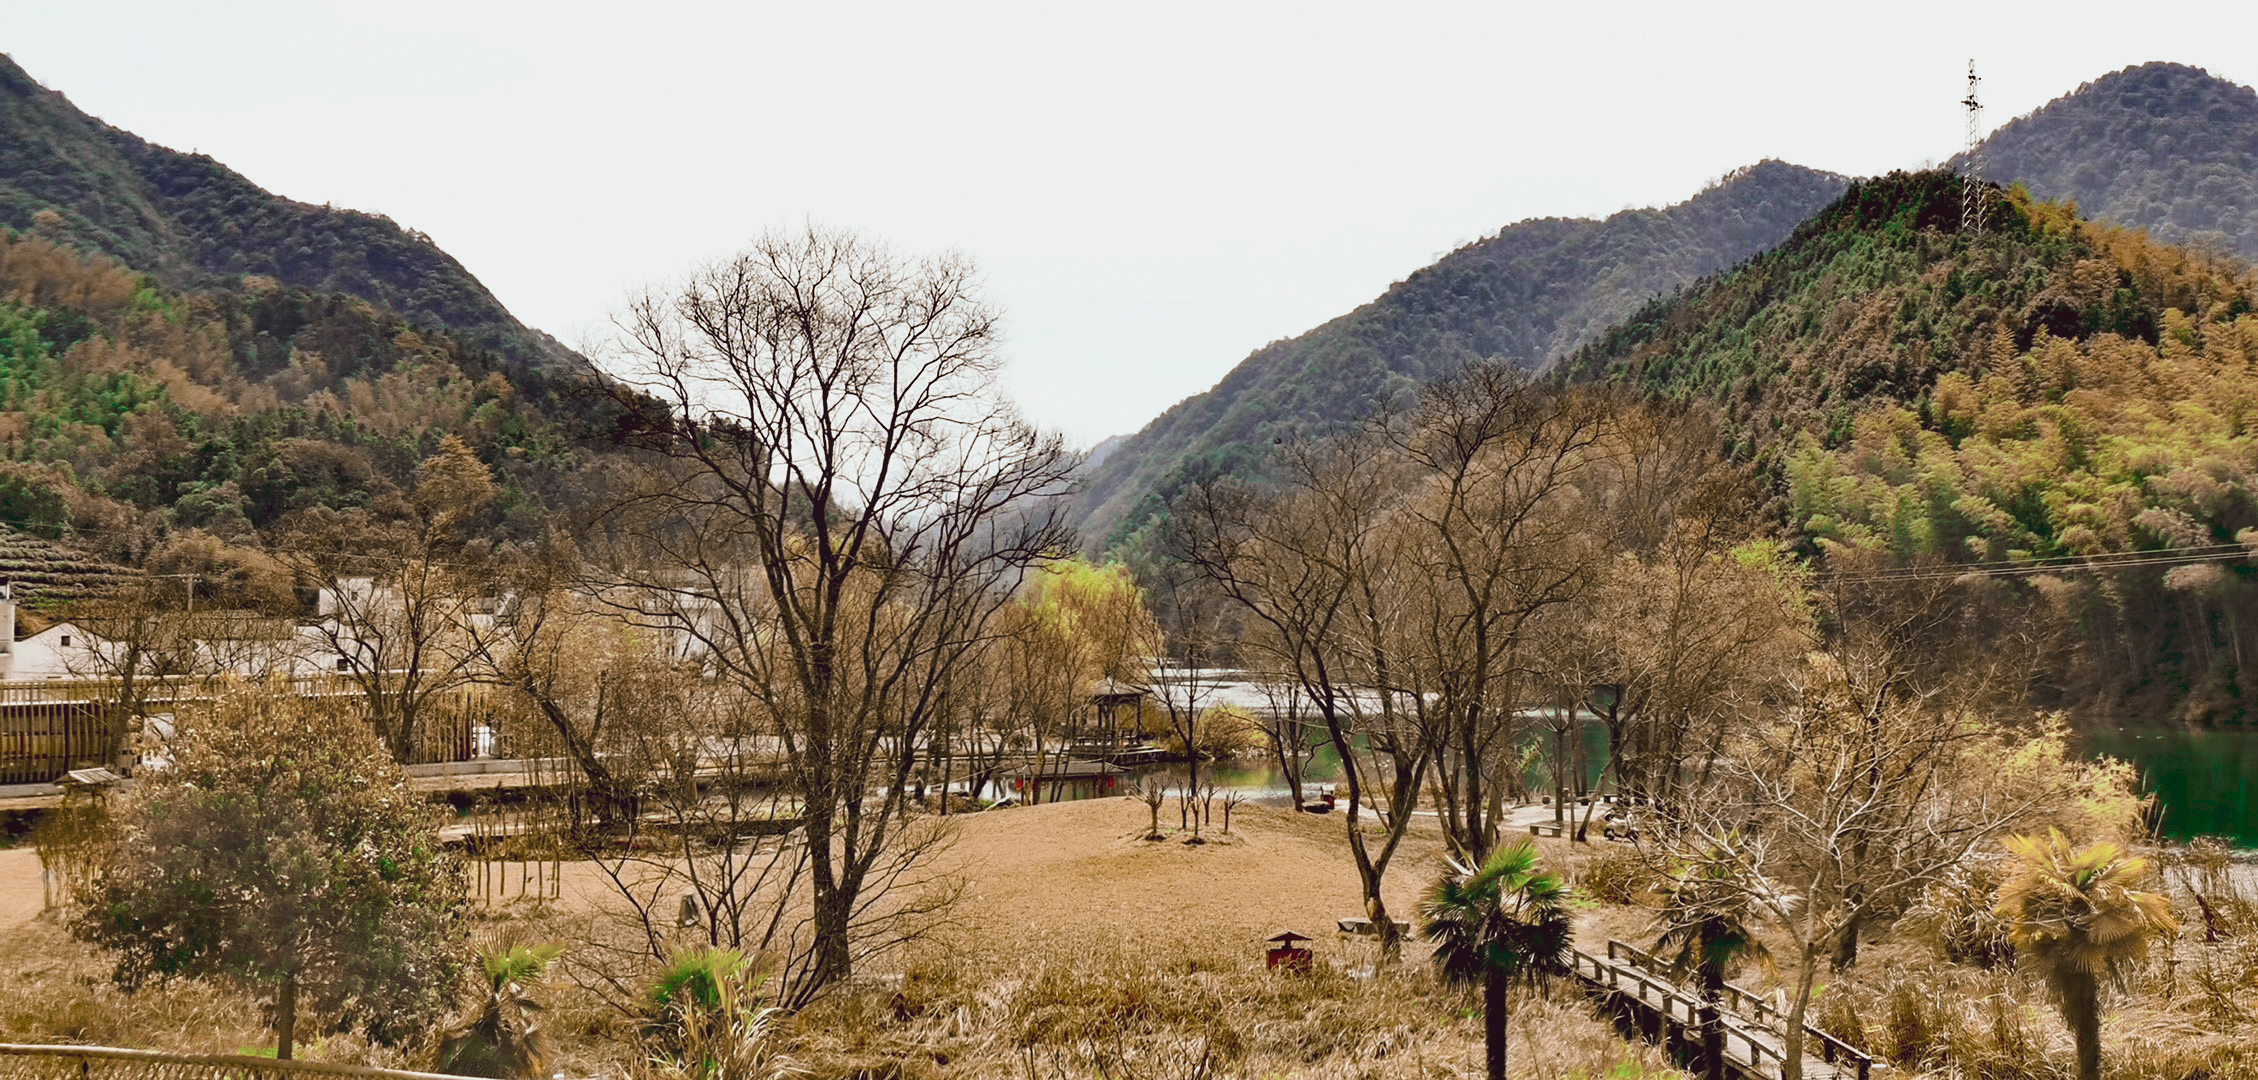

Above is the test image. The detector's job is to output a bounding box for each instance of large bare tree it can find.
[597,226,1073,1000]
[1170,431,1430,958]
[1383,367,1619,863]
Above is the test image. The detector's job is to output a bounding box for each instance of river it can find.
[1125,724,2257,847]
[2082,728,2258,847]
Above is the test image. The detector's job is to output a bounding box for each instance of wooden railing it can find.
[1600,940,1872,1080]
[1568,947,1793,1076]
[0,1044,464,1080]
[0,677,519,784]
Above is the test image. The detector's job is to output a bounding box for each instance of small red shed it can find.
[1265,930,1313,973]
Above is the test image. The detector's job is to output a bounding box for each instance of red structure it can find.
[1265,930,1313,973]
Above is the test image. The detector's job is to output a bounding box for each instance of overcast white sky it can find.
[11,2,2258,446]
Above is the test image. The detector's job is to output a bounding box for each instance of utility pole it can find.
[1962,59,1987,234]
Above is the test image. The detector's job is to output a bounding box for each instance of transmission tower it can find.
[1961,59,1987,234]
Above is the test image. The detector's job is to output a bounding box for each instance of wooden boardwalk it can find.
[1568,940,1872,1080]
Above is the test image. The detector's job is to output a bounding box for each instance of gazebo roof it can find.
[1092,677,1146,700]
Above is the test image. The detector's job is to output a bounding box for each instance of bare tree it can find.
[1650,651,2088,1080]
[1170,432,1430,959]
[1125,553,1228,824]
[1382,368,1619,864]
[1530,408,1806,832]
[568,651,958,1011]
[278,436,502,763]
[1248,667,1320,809]
[478,562,660,830]
[596,225,1073,1000]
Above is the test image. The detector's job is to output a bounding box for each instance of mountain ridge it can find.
[0,53,582,378]
[1969,61,2258,261]
[1074,159,1850,549]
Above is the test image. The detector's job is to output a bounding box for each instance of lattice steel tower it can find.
[1961,59,1987,234]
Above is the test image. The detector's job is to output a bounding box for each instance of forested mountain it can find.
[0,54,582,376]
[1560,171,2258,726]
[0,228,617,606]
[1973,62,2258,261]
[1075,160,1849,548]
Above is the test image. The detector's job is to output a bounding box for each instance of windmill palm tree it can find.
[436,943,566,1079]
[1995,829,2177,1080]
[1420,838,1572,1080]
[1655,849,1773,1080]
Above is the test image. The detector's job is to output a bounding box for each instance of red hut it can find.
[1265,930,1313,973]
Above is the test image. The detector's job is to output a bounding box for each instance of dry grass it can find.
[23,792,2253,1079]
[768,936,1688,1080]
[1,800,1696,1079]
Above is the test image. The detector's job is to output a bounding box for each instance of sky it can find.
[10,2,2258,447]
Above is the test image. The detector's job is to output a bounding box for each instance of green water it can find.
[2083,729,2258,847]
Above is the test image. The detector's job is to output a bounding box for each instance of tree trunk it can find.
[1271,719,1305,808]
[2063,970,2101,1080]
[1484,965,1508,1080]
[276,972,298,1060]
[1700,962,1725,1080]
[805,801,853,997]
[1369,893,1401,962]
[1832,905,1863,971]
[1186,755,1203,840]
[1782,946,1821,1080]
[1554,721,1569,827]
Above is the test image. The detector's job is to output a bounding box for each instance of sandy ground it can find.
[0,848,45,929]
[936,797,1451,961]
[0,796,1580,961]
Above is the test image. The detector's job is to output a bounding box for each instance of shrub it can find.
[70,682,467,1058]
[1903,858,2016,969]
[1574,847,1656,907]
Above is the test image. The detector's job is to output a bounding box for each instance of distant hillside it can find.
[0,227,617,611]
[1075,160,1848,548]
[0,53,582,377]
[1560,171,2258,725]
[1972,62,2258,262]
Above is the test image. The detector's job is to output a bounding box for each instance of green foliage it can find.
[1994,829,2178,1080]
[1420,840,1573,987]
[651,947,750,1019]
[0,459,71,535]
[70,683,469,1053]
[1654,843,1773,985]
[436,943,566,1079]
[643,948,795,1080]
[0,227,611,590]
[1565,168,2258,725]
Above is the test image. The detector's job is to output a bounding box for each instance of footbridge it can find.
[1570,939,1873,1080]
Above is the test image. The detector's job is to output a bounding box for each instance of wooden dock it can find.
[1569,939,1871,1080]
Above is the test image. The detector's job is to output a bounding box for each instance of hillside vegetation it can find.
[1075,160,1847,548]
[1087,63,2258,561]
[1561,171,2258,725]
[1975,62,2258,261]
[0,54,581,377]
[0,228,611,604]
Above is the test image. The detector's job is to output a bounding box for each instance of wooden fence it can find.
[0,691,108,784]
[0,1044,465,1080]
[0,677,515,784]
